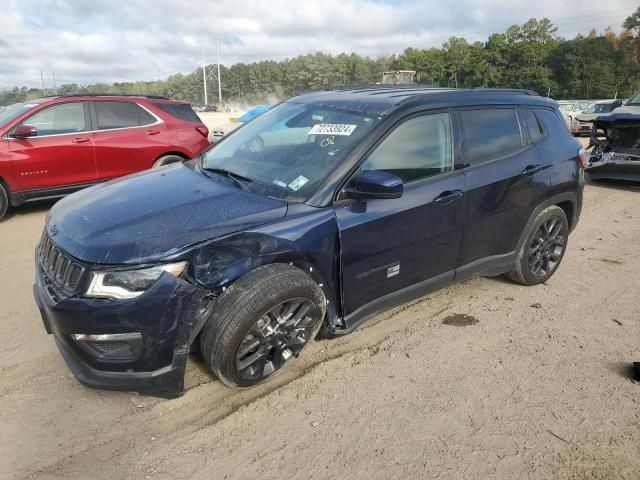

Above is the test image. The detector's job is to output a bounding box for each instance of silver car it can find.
[558,100,591,134]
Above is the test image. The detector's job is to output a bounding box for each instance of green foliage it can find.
[2,14,640,106]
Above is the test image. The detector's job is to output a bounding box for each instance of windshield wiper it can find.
[201,166,256,189]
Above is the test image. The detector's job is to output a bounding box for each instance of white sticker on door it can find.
[308,124,357,136]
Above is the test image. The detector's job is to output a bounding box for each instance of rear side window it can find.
[360,112,452,184]
[537,109,571,135]
[459,108,522,167]
[152,103,201,123]
[519,109,543,144]
[94,101,156,129]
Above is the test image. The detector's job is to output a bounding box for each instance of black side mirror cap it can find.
[346,170,403,199]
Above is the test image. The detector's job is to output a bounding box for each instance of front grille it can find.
[39,230,86,297]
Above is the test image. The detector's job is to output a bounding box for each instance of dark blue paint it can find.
[351,170,403,198]
[336,171,466,315]
[33,88,583,396]
[48,163,287,264]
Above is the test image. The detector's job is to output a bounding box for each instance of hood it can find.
[593,108,640,127]
[576,113,598,122]
[48,163,288,264]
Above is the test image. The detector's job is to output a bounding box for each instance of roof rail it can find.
[317,85,539,96]
[471,87,538,96]
[53,93,170,100]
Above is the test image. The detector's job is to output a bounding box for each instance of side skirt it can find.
[332,252,515,336]
[10,182,100,206]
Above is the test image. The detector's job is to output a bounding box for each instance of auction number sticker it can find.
[288,175,309,191]
[308,124,357,136]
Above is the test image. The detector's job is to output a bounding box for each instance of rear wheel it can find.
[200,264,326,388]
[152,154,185,168]
[506,205,569,285]
[0,184,8,221]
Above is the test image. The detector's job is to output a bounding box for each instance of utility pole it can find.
[40,71,46,96]
[52,72,58,95]
[202,41,208,106]
[216,40,222,104]
[201,40,223,107]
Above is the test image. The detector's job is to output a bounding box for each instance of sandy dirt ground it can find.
[1,173,639,479]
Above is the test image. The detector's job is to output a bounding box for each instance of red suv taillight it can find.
[196,126,209,138]
[577,147,586,169]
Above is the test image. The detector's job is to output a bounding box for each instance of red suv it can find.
[0,94,210,220]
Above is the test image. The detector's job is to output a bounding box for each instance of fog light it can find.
[71,333,142,361]
[71,333,142,342]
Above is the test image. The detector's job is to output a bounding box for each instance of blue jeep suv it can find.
[33,87,584,396]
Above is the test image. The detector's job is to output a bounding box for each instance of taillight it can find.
[196,126,209,138]
[577,147,586,168]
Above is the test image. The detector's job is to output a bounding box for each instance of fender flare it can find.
[514,192,579,255]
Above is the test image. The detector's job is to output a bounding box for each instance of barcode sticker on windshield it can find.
[288,175,309,191]
[308,124,357,136]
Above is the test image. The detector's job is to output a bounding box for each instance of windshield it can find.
[202,102,381,201]
[0,101,42,128]
[627,90,640,105]
[558,103,575,112]
[585,103,615,114]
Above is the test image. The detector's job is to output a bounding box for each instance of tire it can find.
[506,205,569,286]
[152,154,185,168]
[200,264,326,388]
[0,184,8,221]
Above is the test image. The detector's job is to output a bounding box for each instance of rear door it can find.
[8,101,96,190]
[335,111,466,318]
[455,107,549,271]
[90,100,167,180]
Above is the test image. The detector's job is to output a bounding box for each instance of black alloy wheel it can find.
[200,264,326,388]
[528,217,566,279]
[506,205,569,286]
[235,297,317,381]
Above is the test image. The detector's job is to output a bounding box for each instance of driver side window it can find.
[360,112,452,184]
[22,102,86,136]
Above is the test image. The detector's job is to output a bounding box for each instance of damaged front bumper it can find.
[587,113,640,181]
[33,261,211,398]
[586,151,640,181]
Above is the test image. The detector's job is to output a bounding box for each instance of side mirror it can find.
[347,170,403,199]
[11,125,38,138]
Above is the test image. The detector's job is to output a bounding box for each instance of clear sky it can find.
[1,0,637,88]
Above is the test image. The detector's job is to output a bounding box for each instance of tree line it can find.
[2,9,640,107]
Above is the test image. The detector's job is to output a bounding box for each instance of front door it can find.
[8,101,96,190]
[335,112,466,319]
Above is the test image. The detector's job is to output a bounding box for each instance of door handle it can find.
[72,137,90,143]
[521,164,545,176]
[146,129,160,135]
[434,189,464,205]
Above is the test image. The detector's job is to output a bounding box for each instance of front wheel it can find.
[200,264,326,388]
[506,205,569,285]
[0,184,8,221]
[152,154,185,168]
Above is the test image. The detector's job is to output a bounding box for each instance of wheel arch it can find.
[188,235,341,332]
[152,151,190,168]
[515,192,578,255]
[0,176,16,206]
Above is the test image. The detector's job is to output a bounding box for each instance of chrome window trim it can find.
[4,102,163,140]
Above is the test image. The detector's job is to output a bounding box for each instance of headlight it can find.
[85,261,188,300]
